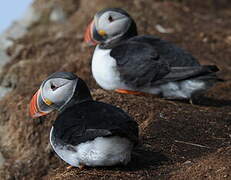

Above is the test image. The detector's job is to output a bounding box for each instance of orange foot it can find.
[66,164,85,170]
[115,89,146,96]
[66,166,73,170]
[79,164,85,170]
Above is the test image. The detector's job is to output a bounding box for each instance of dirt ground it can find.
[0,0,231,179]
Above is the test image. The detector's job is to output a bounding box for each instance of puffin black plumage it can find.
[29,72,138,168]
[84,8,221,100]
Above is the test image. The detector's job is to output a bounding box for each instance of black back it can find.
[53,101,139,146]
[110,35,219,88]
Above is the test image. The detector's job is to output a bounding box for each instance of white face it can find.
[41,78,77,109]
[95,11,131,40]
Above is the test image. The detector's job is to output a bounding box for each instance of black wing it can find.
[125,35,200,67]
[153,65,219,85]
[110,35,219,88]
[53,101,139,146]
[111,40,171,88]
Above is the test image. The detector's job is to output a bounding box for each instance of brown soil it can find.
[0,0,231,179]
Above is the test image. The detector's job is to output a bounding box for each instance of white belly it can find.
[92,46,127,90]
[50,127,133,167]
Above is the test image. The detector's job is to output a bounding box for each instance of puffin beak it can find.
[29,89,49,118]
[84,20,99,46]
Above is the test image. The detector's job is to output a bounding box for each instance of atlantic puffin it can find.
[29,72,138,168]
[84,8,221,100]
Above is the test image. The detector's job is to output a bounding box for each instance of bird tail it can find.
[192,65,223,82]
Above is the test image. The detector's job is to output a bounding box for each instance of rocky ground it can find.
[0,0,231,179]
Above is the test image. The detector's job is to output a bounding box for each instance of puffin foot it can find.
[79,164,85,170]
[115,89,146,96]
[66,164,85,170]
[189,98,195,105]
[66,166,73,170]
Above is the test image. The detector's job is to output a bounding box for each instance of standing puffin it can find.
[29,72,138,168]
[84,8,221,100]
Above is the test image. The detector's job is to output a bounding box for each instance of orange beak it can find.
[29,89,47,118]
[84,20,99,46]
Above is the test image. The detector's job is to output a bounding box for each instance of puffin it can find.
[29,72,138,168]
[84,8,221,100]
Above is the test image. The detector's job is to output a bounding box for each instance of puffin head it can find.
[84,8,137,48]
[29,72,92,118]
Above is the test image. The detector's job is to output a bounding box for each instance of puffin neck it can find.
[99,20,138,49]
[58,78,93,113]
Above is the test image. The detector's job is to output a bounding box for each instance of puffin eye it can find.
[108,16,114,22]
[50,83,58,91]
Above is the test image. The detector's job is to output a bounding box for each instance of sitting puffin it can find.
[29,72,138,168]
[84,8,221,100]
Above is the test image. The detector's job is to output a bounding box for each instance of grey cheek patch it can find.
[57,79,78,112]
[39,78,78,112]
[107,19,131,37]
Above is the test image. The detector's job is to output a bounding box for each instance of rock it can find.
[155,24,174,34]
[0,86,12,100]
[183,160,192,165]
[225,36,231,45]
[0,5,40,71]
[0,151,5,168]
[50,7,66,23]
[224,174,228,178]
[0,51,10,69]
[1,60,31,88]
